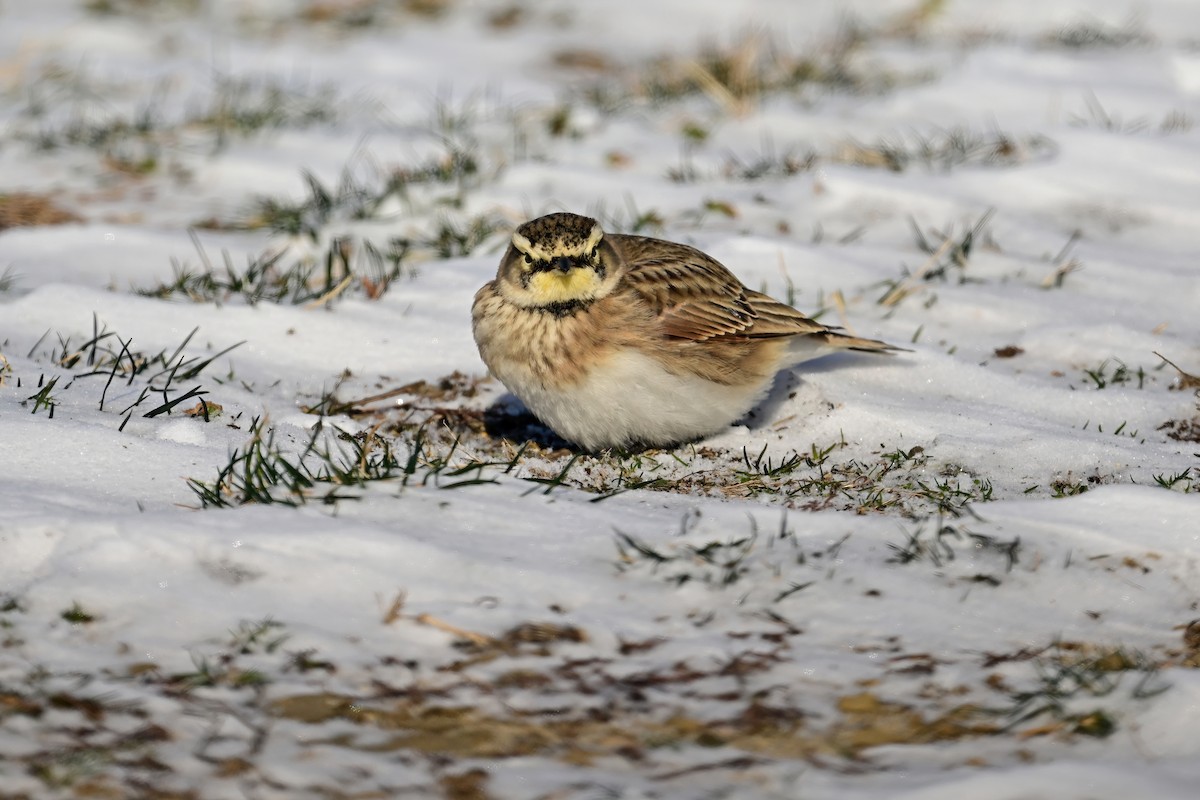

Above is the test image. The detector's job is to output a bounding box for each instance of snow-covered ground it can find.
[2,1,1199,797]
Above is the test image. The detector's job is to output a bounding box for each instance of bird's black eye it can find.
[523,253,532,264]
[591,247,599,260]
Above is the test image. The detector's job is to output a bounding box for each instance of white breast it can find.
[503,350,769,450]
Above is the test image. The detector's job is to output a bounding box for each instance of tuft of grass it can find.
[222,146,494,240]
[635,25,930,116]
[615,529,760,589]
[888,518,1019,576]
[1047,18,1153,49]
[23,375,61,417]
[0,266,18,294]
[1080,359,1145,390]
[186,418,508,508]
[1070,92,1151,135]
[19,72,349,170]
[989,642,1168,738]
[294,0,453,27]
[613,513,845,600]
[346,390,1000,518]
[188,418,371,508]
[834,128,1055,173]
[84,0,202,17]
[878,209,996,307]
[424,212,504,258]
[61,602,98,625]
[0,593,25,647]
[1159,110,1194,135]
[137,232,416,306]
[227,618,289,655]
[592,199,667,236]
[1050,476,1090,498]
[606,438,991,517]
[37,317,240,420]
[1042,230,1084,289]
[1152,468,1195,493]
[14,316,242,431]
[177,159,503,305]
[716,143,818,182]
[167,617,294,691]
[673,127,1052,185]
[196,75,342,147]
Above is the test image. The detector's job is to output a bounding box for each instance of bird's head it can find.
[496,213,623,311]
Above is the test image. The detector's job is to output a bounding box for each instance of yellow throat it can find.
[527,268,602,305]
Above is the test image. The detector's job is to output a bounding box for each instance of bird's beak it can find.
[554,256,573,273]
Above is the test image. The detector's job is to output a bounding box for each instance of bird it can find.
[472,212,900,451]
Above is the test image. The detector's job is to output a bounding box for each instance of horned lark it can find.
[472,212,900,450]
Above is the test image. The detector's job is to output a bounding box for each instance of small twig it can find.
[1041,259,1083,289]
[879,235,955,306]
[304,273,354,309]
[414,613,494,646]
[333,385,415,413]
[380,590,406,626]
[1154,351,1200,390]
[829,289,855,334]
[683,60,747,117]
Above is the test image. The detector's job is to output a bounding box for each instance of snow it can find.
[1,0,1199,797]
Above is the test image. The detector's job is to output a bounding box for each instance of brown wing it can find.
[610,234,832,342]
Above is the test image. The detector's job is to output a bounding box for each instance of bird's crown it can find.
[511,213,604,263]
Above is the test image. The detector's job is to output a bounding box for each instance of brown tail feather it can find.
[786,329,907,365]
[823,331,908,353]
